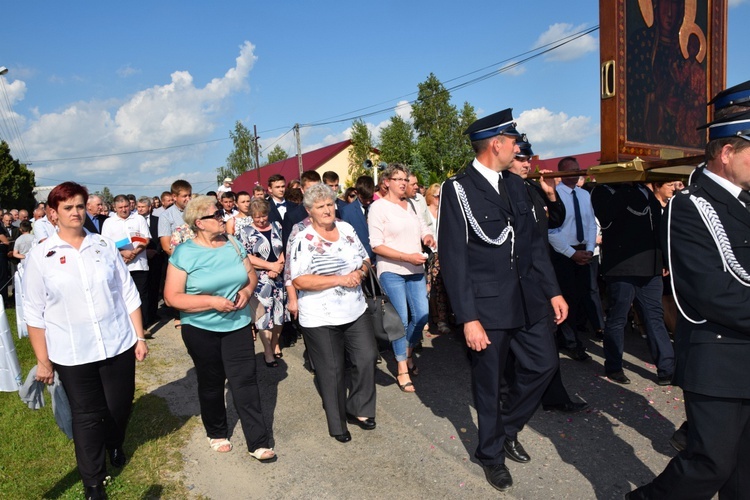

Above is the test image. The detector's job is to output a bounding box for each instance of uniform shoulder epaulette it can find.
[448,171,467,181]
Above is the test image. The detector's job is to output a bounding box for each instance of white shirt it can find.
[272,197,287,219]
[101,212,150,271]
[23,233,141,366]
[217,184,233,194]
[290,222,368,328]
[548,184,598,258]
[473,158,500,194]
[33,216,57,243]
[703,168,744,201]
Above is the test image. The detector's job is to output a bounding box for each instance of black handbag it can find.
[361,262,405,343]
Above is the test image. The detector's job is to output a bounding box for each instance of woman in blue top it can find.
[164,196,276,461]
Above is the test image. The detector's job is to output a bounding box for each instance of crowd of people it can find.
[4,79,750,500]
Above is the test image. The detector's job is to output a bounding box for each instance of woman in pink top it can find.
[368,164,435,393]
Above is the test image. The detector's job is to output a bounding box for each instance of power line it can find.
[0,77,31,162]
[26,25,599,164]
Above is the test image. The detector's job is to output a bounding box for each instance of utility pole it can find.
[253,124,261,184]
[295,123,303,180]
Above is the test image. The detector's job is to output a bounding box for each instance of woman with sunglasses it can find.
[164,196,275,461]
[368,164,435,392]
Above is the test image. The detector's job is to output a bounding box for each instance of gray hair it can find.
[383,163,409,180]
[184,195,220,231]
[302,183,336,210]
[137,196,151,206]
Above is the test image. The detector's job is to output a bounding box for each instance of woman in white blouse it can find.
[290,184,378,443]
[24,182,148,500]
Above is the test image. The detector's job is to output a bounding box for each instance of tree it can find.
[217,121,258,184]
[410,73,467,183]
[347,119,374,183]
[92,187,114,206]
[378,115,414,165]
[0,141,36,210]
[265,144,288,165]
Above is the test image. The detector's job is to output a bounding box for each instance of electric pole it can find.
[295,123,303,179]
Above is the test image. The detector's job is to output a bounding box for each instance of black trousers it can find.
[301,313,378,436]
[130,270,148,331]
[54,345,136,486]
[145,253,164,327]
[472,316,558,465]
[634,391,750,499]
[181,323,269,452]
[552,251,593,349]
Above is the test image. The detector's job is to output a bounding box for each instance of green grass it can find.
[0,308,194,499]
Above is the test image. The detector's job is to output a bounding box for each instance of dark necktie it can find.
[497,175,513,213]
[572,189,584,242]
[92,216,99,232]
[739,190,750,212]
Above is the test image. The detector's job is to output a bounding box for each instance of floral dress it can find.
[239,221,286,330]
[232,215,253,236]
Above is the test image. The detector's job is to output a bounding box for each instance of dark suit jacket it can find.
[268,199,297,226]
[525,179,565,244]
[663,168,750,399]
[340,198,373,260]
[83,213,108,234]
[146,214,160,251]
[335,198,348,219]
[438,164,561,330]
[592,183,663,277]
[281,202,307,248]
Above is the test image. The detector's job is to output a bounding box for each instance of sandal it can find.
[174,319,182,329]
[265,359,279,368]
[407,356,419,377]
[208,438,232,453]
[274,352,283,359]
[397,372,415,393]
[249,447,276,461]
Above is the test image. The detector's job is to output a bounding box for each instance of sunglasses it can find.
[199,211,224,222]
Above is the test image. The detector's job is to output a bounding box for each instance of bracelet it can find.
[137,337,147,342]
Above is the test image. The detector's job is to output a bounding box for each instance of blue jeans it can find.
[379,272,429,362]
[603,275,675,377]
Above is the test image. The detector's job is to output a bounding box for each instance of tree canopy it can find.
[216,121,258,184]
[347,119,375,184]
[265,144,289,165]
[368,73,476,185]
[0,140,36,210]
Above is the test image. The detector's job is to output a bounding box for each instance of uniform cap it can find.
[464,108,521,141]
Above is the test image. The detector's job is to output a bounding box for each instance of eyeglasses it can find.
[389,177,408,182]
[199,211,224,222]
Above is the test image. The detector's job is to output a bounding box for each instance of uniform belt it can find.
[571,244,586,251]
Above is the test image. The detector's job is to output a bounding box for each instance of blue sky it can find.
[1,0,748,198]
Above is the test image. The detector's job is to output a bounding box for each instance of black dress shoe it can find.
[669,421,688,452]
[542,401,589,413]
[331,431,352,443]
[482,463,513,492]
[593,329,604,342]
[84,484,107,500]
[108,447,127,468]
[503,438,530,463]
[562,347,591,362]
[606,371,631,384]
[346,413,376,430]
[656,374,674,386]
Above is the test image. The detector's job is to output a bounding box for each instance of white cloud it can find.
[116,64,141,78]
[729,0,747,6]
[395,100,412,121]
[22,41,258,187]
[515,107,598,154]
[533,23,597,62]
[499,61,526,77]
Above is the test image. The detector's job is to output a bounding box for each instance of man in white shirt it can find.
[407,173,434,236]
[158,180,192,256]
[217,177,233,194]
[548,156,598,362]
[102,194,150,330]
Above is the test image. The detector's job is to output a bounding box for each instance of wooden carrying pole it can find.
[526,155,703,183]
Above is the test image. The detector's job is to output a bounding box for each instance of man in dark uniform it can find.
[438,110,568,492]
[507,135,588,414]
[628,82,750,500]
[591,179,674,386]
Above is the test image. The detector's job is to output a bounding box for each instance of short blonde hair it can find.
[184,195,219,231]
[425,183,441,205]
